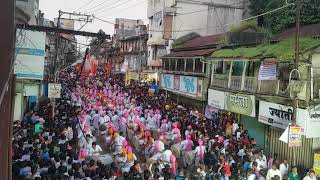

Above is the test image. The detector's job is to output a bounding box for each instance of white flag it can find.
[279,126,289,143]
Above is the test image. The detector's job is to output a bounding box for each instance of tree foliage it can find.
[249,0,320,33]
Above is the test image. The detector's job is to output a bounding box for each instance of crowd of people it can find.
[11,65,318,180]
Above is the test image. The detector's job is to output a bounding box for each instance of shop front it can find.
[207,89,265,148]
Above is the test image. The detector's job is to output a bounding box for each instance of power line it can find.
[99,0,145,17]
[93,0,133,16]
[94,2,294,33]
[78,0,96,11]
[83,0,120,14]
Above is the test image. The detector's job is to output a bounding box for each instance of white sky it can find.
[39,0,148,46]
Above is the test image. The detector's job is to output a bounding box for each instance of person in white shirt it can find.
[266,164,282,180]
[89,142,103,156]
[279,160,289,177]
[181,135,194,167]
[232,120,239,135]
[161,149,173,165]
[194,139,206,166]
[151,135,165,156]
[112,112,120,129]
[256,154,267,171]
[303,170,317,180]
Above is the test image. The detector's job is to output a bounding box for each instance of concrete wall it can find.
[16,0,39,25]
[114,18,144,40]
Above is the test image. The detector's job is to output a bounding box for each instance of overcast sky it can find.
[40,0,148,46]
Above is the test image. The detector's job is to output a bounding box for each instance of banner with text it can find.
[14,30,46,80]
[258,101,293,129]
[225,93,255,117]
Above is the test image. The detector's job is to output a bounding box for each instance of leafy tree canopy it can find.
[249,0,320,33]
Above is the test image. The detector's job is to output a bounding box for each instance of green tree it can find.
[249,0,320,33]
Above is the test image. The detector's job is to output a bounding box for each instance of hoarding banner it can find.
[225,93,255,117]
[161,74,174,90]
[288,125,302,147]
[48,83,62,98]
[14,30,46,80]
[314,153,320,175]
[205,105,219,119]
[179,75,198,95]
[208,89,225,109]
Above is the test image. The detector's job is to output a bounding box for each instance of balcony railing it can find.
[211,74,294,97]
[211,74,228,88]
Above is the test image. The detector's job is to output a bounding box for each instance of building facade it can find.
[147,0,249,71]
[16,0,40,25]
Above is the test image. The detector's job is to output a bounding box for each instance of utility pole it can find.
[291,0,301,167]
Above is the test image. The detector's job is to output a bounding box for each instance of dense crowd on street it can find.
[11,65,319,180]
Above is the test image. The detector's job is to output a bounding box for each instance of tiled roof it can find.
[177,33,224,49]
[163,48,217,57]
[273,23,320,41]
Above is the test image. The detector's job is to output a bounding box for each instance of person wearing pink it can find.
[181,134,194,167]
[152,135,165,156]
[194,139,206,166]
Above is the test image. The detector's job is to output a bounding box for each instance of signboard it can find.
[179,75,198,95]
[314,153,320,175]
[24,85,39,96]
[298,106,320,138]
[259,61,277,80]
[48,83,62,98]
[208,89,225,109]
[258,101,293,129]
[288,125,302,147]
[161,74,174,90]
[14,30,46,80]
[225,93,255,117]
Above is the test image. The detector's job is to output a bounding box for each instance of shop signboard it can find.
[48,83,62,98]
[14,30,46,80]
[208,89,225,109]
[299,105,320,138]
[225,93,255,117]
[179,75,198,95]
[314,153,320,175]
[258,101,293,129]
[288,125,302,147]
[161,74,174,90]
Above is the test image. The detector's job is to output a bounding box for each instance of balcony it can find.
[211,75,292,97]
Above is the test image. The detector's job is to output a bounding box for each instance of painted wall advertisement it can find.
[258,101,293,129]
[207,89,225,109]
[14,30,46,80]
[314,153,320,175]
[179,75,198,95]
[161,74,174,90]
[225,93,255,117]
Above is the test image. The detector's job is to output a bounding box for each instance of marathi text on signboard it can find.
[161,74,174,90]
[258,101,293,129]
[179,75,198,95]
[225,93,255,117]
[259,61,277,80]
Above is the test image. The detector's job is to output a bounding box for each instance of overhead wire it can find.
[94,1,294,33]
[78,0,96,11]
[93,0,133,16]
[83,0,121,14]
[99,0,146,17]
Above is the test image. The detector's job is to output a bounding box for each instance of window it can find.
[213,61,223,74]
[231,61,245,76]
[186,58,194,72]
[176,59,184,71]
[163,59,170,70]
[195,59,203,73]
[245,61,260,77]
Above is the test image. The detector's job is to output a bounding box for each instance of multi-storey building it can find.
[147,0,249,70]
